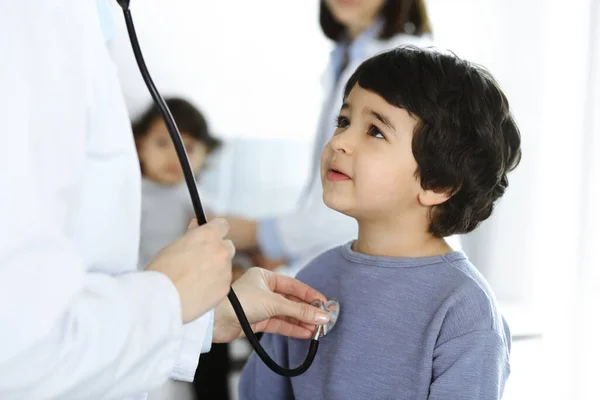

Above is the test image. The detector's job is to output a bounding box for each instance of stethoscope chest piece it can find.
[311,299,340,339]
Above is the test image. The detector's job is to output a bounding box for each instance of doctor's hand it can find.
[212,268,330,343]
[147,218,234,323]
[220,216,258,251]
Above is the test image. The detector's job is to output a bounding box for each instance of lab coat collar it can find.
[96,0,116,42]
[328,18,384,84]
[321,20,433,91]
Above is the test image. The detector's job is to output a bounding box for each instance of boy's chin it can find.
[322,196,357,219]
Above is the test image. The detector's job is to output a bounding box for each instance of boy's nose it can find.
[329,131,355,155]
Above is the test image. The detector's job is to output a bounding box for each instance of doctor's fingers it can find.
[266,272,328,305]
[254,317,315,340]
[273,315,318,333]
[281,296,325,331]
[188,217,230,242]
[222,239,236,259]
[272,295,330,326]
[200,239,236,262]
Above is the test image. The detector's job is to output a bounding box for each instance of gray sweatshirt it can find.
[239,241,511,400]
[138,179,213,270]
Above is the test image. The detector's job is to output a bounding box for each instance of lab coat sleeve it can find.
[238,334,294,400]
[427,331,510,400]
[171,309,214,382]
[0,244,205,399]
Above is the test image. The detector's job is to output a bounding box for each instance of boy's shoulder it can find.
[295,244,346,281]
[434,255,510,347]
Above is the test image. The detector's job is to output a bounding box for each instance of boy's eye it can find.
[368,125,385,139]
[335,116,350,129]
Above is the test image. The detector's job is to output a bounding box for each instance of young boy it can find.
[238,46,521,399]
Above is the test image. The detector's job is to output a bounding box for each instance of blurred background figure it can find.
[107,0,600,399]
[133,98,238,400]
[134,97,222,270]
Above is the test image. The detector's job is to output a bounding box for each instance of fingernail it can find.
[316,312,330,324]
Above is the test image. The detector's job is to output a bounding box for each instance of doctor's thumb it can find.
[277,297,330,325]
[187,218,198,229]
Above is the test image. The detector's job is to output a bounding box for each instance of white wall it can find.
[108,0,329,142]
[427,0,550,305]
[431,1,599,399]
[577,3,600,395]
[107,0,328,217]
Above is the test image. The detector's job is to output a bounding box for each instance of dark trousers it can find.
[193,334,264,399]
[193,343,231,400]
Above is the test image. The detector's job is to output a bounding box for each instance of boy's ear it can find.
[418,188,452,207]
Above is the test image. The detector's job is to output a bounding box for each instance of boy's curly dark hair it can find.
[344,46,522,237]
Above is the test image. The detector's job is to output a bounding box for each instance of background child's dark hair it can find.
[344,46,522,237]
[320,0,432,42]
[132,97,222,153]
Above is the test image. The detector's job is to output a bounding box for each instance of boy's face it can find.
[136,119,207,186]
[321,84,424,221]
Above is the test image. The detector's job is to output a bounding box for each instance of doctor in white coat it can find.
[225,0,459,276]
[0,1,331,399]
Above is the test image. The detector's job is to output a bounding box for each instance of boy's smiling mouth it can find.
[326,163,351,181]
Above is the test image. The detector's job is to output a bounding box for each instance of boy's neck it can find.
[353,215,453,258]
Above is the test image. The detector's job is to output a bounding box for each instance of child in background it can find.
[133,97,230,400]
[133,97,221,270]
[239,46,522,400]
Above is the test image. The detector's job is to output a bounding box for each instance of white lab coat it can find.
[275,32,461,276]
[0,1,210,399]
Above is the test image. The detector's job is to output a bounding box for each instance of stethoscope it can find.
[114,1,339,377]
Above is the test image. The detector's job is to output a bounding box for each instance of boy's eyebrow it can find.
[367,108,396,133]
